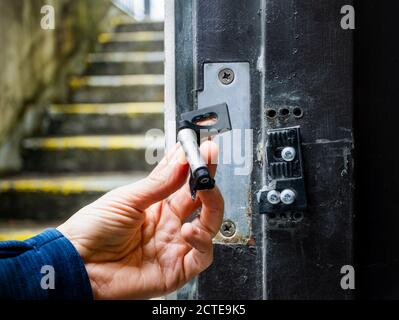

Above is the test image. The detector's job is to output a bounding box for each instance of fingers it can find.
[181,223,212,254]
[114,143,189,212]
[181,223,214,280]
[192,186,224,238]
[166,140,219,221]
[180,186,224,280]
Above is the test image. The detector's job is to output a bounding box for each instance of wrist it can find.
[56,223,87,260]
[57,224,101,299]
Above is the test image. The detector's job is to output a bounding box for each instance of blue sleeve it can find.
[0,228,93,300]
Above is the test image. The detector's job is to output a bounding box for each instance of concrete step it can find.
[0,173,146,221]
[45,102,164,135]
[68,75,164,103]
[115,21,164,33]
[85,52,164,75]
[22,135,164,173]
[97,31,164,52]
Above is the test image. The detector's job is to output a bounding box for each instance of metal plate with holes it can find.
[198,62,251,243]
[258,126,307,214]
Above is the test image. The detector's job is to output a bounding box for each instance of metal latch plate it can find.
[259,126,307,214]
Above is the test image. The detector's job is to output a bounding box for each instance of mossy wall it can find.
[0,0,112,172]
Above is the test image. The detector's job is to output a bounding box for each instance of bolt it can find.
[220,220,236,237]
[281,147,296,162]
[218,68,235,85]
[267,190,281,205]
[280,189,296,205]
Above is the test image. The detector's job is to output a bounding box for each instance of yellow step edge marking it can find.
[0,175,146,194]
[110,16,135,27]
[23,135,165,150]
[111,18,162,27]
[49,102,164,115]
[98,31,164,44]
[0,179,102,194]
[70,74,164,88]
[0,231,40,241]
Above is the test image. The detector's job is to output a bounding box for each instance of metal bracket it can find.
[179,103,232,142]
[198,62,251,243]
[259,126,307,214]
[178,103,232,199]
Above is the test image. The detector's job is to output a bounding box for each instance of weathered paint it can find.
[98,31,164,43]
[49,102,163,115]
[69,74,164,88]
[0,173,144,194]
[23,135,164,150]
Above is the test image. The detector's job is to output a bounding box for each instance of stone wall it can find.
[0,0,112,172]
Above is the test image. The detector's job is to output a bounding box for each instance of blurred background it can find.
[0,0,165,240]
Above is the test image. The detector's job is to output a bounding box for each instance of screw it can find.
[280,189,296,205]
[267,190,281,205]
[220,220,236,237]
[281,147,296,162]
[218,68,235,85]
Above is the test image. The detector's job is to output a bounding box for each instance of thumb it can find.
[117,143,189,211]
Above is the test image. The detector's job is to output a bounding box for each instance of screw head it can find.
[280,189,296,205]
[218,68,235,85]
[267,190,281,205]
[281,147,296,162]
[220,220,236,237]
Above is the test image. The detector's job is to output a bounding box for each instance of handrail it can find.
[112,0,135,18]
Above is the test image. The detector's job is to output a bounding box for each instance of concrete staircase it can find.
[0,18,164,238]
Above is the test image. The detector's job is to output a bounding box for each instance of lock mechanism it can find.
[259,126,307,214]
[177,103,232,200]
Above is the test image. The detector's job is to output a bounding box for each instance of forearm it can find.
[0,229,93,300]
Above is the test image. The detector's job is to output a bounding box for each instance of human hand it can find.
[57,141,223,300]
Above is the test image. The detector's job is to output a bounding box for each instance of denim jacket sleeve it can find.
[0,228,93,300]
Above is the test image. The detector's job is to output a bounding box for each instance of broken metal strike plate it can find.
[259,126,307,214]
[177,103,232,200]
